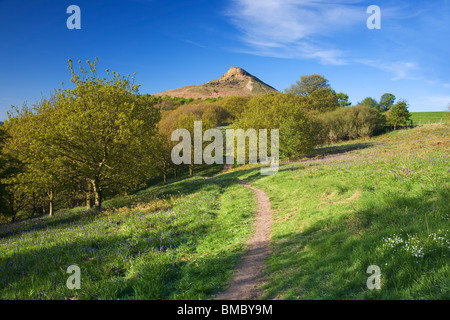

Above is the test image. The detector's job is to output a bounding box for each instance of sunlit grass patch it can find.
[0,174,256,300]
[230,124,449,299]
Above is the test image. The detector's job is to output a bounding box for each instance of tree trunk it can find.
[31,193,37,217]
[86,193,92,210]
[91,179,102,212]
[9,193,16,222]
[48,190,54,217]
[86,182,92,210]
[162,161,167,184]
[189,164,194,177]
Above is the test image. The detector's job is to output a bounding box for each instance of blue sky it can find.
[0,0,449,121]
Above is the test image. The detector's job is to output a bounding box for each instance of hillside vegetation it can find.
[1,123,448,299]
[154,66,279,99]
[410,112,447,125]
[0,168,257,299]
[1,60,448,300]
[225,123,449,299]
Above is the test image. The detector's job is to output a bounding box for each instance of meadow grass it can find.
[0,174,256,299]
[222,123,449,299]
[1,124,448,300]
[410,112,447,125]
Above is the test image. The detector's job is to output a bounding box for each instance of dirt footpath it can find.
[214,180,273,300]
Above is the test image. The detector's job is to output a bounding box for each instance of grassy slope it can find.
[410,112,447,125]
[223,123,449,299]
[1,123,449,300]
[0,172,256,299]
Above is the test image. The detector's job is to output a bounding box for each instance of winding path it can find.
[214,179,273,300]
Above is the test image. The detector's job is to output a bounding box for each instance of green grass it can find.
[410,112,447,125]
[0,174,256,299]
[221,124,450,299]
[1,123,449,300]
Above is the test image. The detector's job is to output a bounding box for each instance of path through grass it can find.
[223,124,449,299]
[0,175,256,299]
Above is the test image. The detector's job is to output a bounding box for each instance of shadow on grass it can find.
[299,142,374,162]
[0,166,227,239]
[0,209,95,239]
[0,166,252,300]
[260,185,450,300]
[114,251,245,300]
[0,205,248,300]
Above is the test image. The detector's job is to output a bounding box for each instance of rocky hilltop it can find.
[154,67,279,99]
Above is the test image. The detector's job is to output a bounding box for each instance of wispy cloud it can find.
[226,0,442,80]
[356,59,420,81]
[226,0,366,65]
[182,39,207,49]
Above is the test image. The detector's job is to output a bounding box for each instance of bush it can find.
[233,93,319,159]
[317,105,386,144]
[218,96,251,121]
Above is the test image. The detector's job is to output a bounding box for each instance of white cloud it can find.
[225,0,450,89]
[356,59,419,81]
[238,41,347,65]
[226,0,366,65]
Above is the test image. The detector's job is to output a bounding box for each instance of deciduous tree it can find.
[360,97,378,110]
[32,58,160,211]
[379,93,396,112]
[387,100,410,130]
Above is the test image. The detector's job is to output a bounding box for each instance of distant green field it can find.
[410,112,447,125]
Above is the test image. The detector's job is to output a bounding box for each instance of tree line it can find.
[0,61,412,223]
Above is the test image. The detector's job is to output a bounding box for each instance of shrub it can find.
[317,105,386,144]
[233,93,319,159]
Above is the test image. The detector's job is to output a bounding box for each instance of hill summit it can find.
[154,67,279,99]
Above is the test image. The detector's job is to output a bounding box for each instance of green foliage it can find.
[4,101,72,218]
[0,123,27,222]
[285,74,339,114]
[286,74,329,96]
[0,126,11,219]
[379,93,396,111]
[0,174,256,299]
[410,112,447,125]
[234,93,319,159]
[360,97,378,110]
[279,115,319,159]
[157,102,229,177]
[230,124,449,299]
[148,95,197,111]
[317,105,386,144]
[387,100,411,129]
[305,88,339,114]
[217,96,251,120]
[336,92,351,107]
[3,59,161,214]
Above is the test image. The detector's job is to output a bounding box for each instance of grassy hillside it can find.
[0,171,256,299]
[410,112,447,125]
[1,123,448,300]
[224,123,449,299]
[154,67,278,99]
